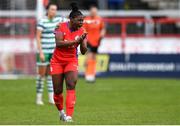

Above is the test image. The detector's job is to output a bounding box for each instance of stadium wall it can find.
[0,17,180,78]
[1,36,180,77]
[79,54,180,78]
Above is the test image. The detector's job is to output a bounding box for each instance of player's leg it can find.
[36,53,50,105]
[50,62,67,121]
[44,54,54,104]
[85,45,97,82]
[64,67,78,122]
[36,65,46,105]
[46,54,55,104]
[52,73,66,120]
[46,65,54,104]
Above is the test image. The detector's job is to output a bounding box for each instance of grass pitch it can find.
[0,77,180,125]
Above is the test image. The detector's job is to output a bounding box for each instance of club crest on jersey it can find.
[75,35,80,40]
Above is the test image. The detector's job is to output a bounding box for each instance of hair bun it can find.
[70,2,78,11]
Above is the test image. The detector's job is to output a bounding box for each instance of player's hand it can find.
[74,33,87,45]
[77,33,88,44]
[39,52,45,62]
[81,33,88,40]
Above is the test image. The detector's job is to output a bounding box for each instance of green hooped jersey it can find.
[37,16,68,54]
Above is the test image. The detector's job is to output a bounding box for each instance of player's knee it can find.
[92,53,96,59]
[53,88,63,94]
[38,73,46,78]
[66,80,76,90]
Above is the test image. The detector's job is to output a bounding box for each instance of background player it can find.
[36,2,67,105]
[83,5,106,83]
[50,3,87,122]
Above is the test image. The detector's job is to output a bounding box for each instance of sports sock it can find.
[54,93,64,111]
[46,75,54,102]
[85,59,96,79]
[36,75,44,101]
[66,90,76,117]
[91,59,96,76]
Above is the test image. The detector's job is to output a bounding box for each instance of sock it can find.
[47,75,54,102]
[59,110,65,116]
[36,75,44,101]
[85,59,96,79]
[36,93,43,103]
[66,90,76,117]
[54,93,64,111]
[91,59,96,76]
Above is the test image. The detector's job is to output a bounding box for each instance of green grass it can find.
[0,78,180,125]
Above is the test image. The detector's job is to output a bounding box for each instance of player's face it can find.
[90,7,98,17]
[72,15,84,29]
[47,5,57,17]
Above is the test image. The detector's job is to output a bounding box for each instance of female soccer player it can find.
[36,2,67,105]
[83,5,106,83]
[50,3,88,122]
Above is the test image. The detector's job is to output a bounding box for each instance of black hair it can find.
[69,3,83,19]
[46,2,58,10]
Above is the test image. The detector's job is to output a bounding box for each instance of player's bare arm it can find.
[100,27,106,38]
[55,31,86,48]
[36,29,45,62]
[55,31,80,47]
[80,33,88,54]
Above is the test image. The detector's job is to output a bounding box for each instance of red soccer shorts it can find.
[50,61,78,75]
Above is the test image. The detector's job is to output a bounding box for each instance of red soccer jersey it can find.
[51,22,85,63]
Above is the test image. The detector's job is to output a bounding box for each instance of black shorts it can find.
[87,43,98,53]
